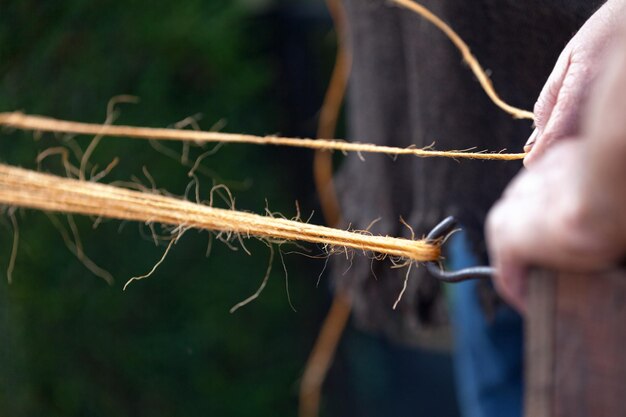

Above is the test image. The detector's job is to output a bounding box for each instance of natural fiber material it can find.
[299,291,352,417]
[0,112,525,160]
[0,163,441,263]
[301,1,352,415]
[312,0,351,228]
[391,0,535,121]
[334,0,599,347]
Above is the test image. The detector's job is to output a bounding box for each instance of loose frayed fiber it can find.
[0,164,441,263]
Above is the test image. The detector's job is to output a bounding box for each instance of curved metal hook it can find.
[425,216,494,283]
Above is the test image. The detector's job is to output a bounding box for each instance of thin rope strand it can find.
[0,112,525,160]
[7,211,18,284]
[390,0,535,121]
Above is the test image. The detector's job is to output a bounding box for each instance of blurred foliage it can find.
[0,1,334,416]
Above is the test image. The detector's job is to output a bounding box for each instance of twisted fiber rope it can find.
[301,0,352,416]
[0,164,441,262]
[0,0,534,274]
[391,0,535,121]
[0,112,526,161]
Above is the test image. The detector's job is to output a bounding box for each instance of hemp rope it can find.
[0,0,535,292]
[0,164,441,263]
[0,0,535,293]
[0,3,533,402]
[0,112,526,161]
[299,1,533,414]
[312,0,351,228]
[391,0,535,121]
[301,0,352,415]
[0,0,536,164]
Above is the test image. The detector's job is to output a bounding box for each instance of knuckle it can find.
[533,89,556,130]
[559,192,588,230]
[486,202,505,235]
[553,193,592,253]
[534,49,575,130]
[486,201,512,252]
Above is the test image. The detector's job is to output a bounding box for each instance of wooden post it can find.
[525,269,626,417]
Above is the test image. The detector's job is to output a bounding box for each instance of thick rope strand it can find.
[0,164,441,263]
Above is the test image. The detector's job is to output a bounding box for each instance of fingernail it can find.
[524,129,538,153]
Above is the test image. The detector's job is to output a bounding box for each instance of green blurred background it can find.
[0,1,335,415]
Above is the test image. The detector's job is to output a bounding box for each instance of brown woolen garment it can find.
[331,0,602,346]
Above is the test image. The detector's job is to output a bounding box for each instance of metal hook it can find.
[425,216,494,283]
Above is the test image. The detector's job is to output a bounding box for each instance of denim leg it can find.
[447,232,523,417]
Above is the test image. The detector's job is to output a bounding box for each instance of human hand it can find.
[487,39,626,313]
[486,142,625,312]
[524,0,626,166]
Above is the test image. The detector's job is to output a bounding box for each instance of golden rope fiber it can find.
[0,0,535,293]
[301,1,352,416]
[0,112,526,160]
[312,0,351,228]
[299,291,352,417]
[391,0,535,121]
[0,164,441,263]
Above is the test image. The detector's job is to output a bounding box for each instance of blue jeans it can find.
[447,232,523,417]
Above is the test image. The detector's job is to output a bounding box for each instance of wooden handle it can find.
[525,269,626,417]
